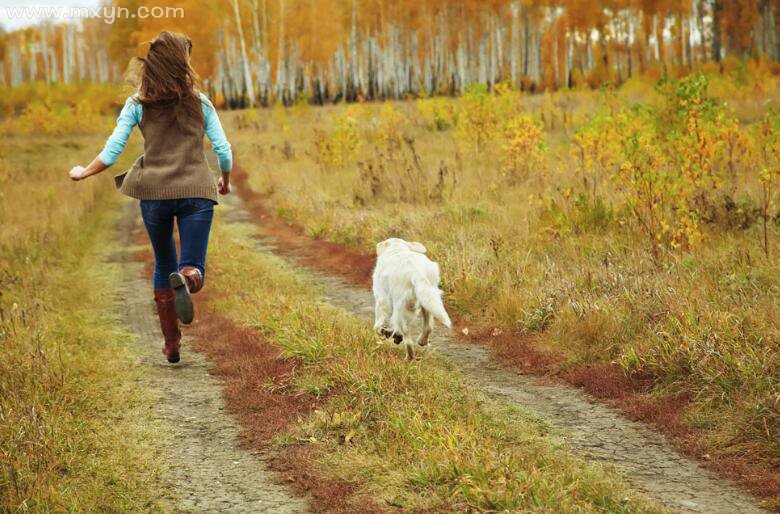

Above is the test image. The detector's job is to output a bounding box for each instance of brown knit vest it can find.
[114,101,218,203]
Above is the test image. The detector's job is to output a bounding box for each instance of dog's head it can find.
[376,238,427,256]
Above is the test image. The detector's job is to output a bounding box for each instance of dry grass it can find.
[0,133,162,511]
[227,68,780,495]
[204,217,665,513]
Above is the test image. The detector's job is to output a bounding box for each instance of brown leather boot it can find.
[168,267,202,325]
[154,288,181,363]
[181,266,204,293]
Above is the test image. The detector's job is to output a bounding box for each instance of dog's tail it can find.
[412,274,452,328]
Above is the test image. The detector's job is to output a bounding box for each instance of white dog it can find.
[372,238,451,359]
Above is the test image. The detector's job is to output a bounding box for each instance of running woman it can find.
[69,31,232,363]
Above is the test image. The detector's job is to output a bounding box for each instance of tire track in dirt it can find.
[219,191,770,514]
[109,200,310,513]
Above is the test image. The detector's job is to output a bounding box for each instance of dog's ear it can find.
[408,241,427,254]
[376,240,391,256]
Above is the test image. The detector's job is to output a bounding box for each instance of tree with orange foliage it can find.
[2,0,780,104]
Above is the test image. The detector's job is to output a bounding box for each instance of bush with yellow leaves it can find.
[501,114,546,185]
[613,109,703,259]
[454,83,500,155]
[374,103,408,150]
[665,75,728,217]
[2,99,110,136]
[313,112,361,170]
[716,115,754,195]
[0,82,123,136]
[572,110,621,199]
[236,108,263,130]
[756,110,780,257]
[416,96,457,131]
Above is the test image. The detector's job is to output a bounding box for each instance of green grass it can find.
[205,217,665,513]
[0,133,162,511]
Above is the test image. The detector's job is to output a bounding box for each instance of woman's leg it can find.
[168,198,214,324]
[140,200,181,363]
[140,200,179,288]
[177,198,214,282]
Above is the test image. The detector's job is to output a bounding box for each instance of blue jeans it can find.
[140,198,215,290]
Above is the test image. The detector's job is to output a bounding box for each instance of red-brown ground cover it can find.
[135,229,385,513]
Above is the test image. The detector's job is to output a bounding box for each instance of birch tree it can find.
[2,0,779,105]
[232,0,256,106]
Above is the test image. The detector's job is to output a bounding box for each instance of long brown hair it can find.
[134,31,202,127]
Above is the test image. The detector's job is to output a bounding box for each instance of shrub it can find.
[374,103,408,150]
[501,114,545,185]
[236,107,263,130]
[454,83,500,155]
[313,112,361,169]
[0,82,124,118]
[663,75,729,217]
[416,96,457,131]
[572,109,621,199]
[0,83,121,136]
[716,115,755,195]
[612,108,702,258]
[756,111,780,256]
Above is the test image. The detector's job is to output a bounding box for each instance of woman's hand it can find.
[69,165,87,181]
[218,174,231,195]
[69,157,109,182]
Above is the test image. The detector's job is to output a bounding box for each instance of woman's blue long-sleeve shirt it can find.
[98,92,233,172]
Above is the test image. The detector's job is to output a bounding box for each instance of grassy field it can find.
[0,132,162,511]
[202,216,665,512]
[1,70,776,510]
[228,65,780,494]
[1,86,664,513]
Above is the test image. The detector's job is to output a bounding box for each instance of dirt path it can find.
[109,200,310,513]
[219,192,770,514]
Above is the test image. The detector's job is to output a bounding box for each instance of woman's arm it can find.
[69,156,109,181]
[70,97,140,181]
[200,93,233,195]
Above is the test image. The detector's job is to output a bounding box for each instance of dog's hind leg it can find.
[373,297,392,338]
[405,342,415,360]
[390,297,410,345]
[417,308,433,346]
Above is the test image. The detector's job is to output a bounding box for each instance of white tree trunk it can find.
[552,12,560,88]
[10,41,23,87]
[275,0,287,102]
[28,37,38,82]
[41,24,51,83]
[511,1,520,88]
[232,0,256,106]
[77,31,86,81]
[250,0,266,102]
[652,14,660,61]
[62,27,70,83]
[478,29,487,85]
[489,13,498,89]
[529,18,541,86]
[98,47,108,83]
[349,0,359,99]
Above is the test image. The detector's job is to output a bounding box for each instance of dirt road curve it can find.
[219,192,770,514]
[109,201,310,513]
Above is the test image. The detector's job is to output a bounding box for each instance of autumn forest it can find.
[1,0,779,106]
